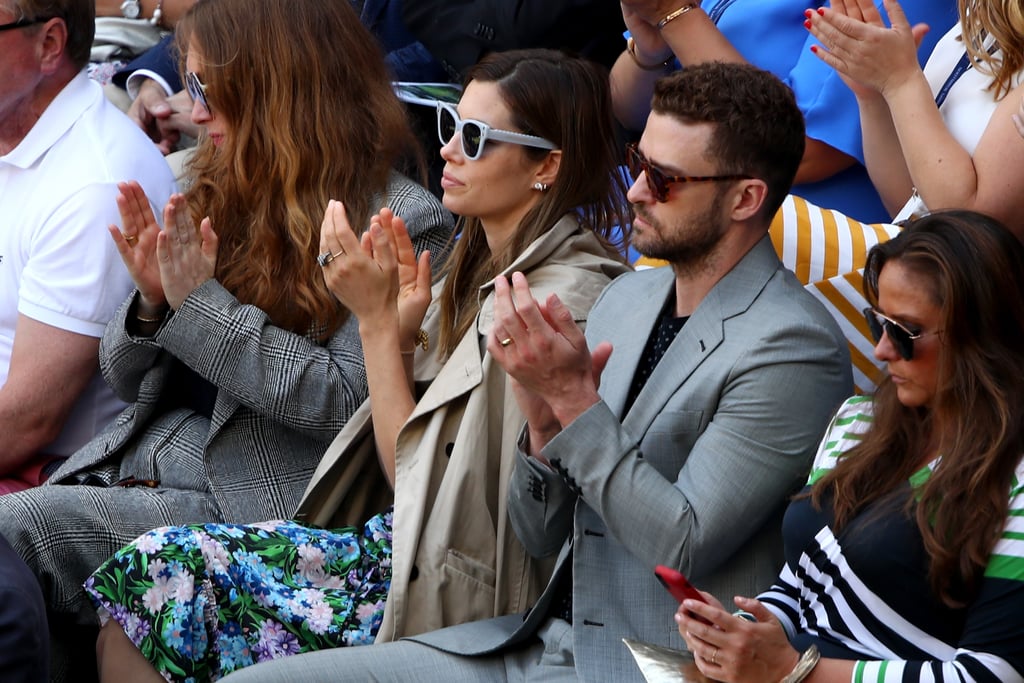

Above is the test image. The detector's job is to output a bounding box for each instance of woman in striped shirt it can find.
[675,210,1024,682]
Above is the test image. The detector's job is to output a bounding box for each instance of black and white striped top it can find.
[759,396,1024,682]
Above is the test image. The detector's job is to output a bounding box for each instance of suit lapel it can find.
[620,237,781,437]
[597,268,676,420]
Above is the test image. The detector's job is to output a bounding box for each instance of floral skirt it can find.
[84,511,393,682]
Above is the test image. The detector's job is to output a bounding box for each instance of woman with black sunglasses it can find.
[84,47,632,682]
[672,210,1024,682]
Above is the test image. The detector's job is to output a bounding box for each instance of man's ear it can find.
[36,18,68,75]
[533,150,562,188]
[728,178,768,222]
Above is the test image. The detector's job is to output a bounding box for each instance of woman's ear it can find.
[533,150,562,188]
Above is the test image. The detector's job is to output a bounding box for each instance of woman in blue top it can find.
[675,210,1024,682]
[611,0,956,222]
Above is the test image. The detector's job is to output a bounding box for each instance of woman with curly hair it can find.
[0,0,451,678]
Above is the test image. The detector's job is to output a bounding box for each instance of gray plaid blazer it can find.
[0,172,452,619]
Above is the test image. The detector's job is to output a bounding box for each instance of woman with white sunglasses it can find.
[85,47,631,682]
[311,47,632,643]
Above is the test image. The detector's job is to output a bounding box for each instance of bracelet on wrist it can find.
[400,329,429,355]
[779,645,820,683]
[626,37,674,72]
[657,2,699,30]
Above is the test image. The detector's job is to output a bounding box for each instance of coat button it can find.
[410,564,420,581]
[444,442,455,457]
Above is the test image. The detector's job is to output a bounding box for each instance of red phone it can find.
[655,565,712,624]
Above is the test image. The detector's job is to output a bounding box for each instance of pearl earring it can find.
[533,182,550,191]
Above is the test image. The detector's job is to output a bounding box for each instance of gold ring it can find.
[711,647,719,665]
[499,337,513,347]
[123,234,138,246]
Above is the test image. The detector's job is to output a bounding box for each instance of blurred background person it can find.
[807,0,1024,237]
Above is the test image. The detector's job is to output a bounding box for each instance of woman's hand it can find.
[375,208,432,352]
[620,2,672,65]
[108,181,168,311]
[806,0,930,100]
[319,200,400,329]
[157,194,218,310]
[677,595,799,683]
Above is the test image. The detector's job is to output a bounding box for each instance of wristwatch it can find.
[119,0,141,19]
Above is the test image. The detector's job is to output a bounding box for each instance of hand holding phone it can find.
[655,565,712,625]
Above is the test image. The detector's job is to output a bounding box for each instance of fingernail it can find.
[804,19,811,28]
[804,8,812,17]
[674,613,683,623]
[817,7,825,15]
[810,45,819,53]
[549,293,562,307]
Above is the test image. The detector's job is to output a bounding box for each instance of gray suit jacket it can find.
[411,236,852,680]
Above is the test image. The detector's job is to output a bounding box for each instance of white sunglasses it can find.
[436,102,557,160]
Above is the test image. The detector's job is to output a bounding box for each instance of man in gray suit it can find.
[223,61,852,682]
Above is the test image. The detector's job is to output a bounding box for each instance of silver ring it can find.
[499,337,513,347]
[317,251,341,267]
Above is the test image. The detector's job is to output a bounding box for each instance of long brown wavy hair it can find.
[958,0,1024,98]
[176,0,416,339]
[810,210,1024,606]
[437,49,630,355]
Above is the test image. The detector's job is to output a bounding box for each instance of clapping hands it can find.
[109,181,218,313]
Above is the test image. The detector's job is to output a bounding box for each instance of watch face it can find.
[120,0,141,19]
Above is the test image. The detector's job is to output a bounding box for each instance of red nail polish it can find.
[817,7,825,15]
[810,44,819,53]
[804,8,812,17]
[804,19,811,28]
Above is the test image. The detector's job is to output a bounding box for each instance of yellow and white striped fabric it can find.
[634,195,901,392]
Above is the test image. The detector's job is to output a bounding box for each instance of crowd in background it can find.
[1,0,1023,681]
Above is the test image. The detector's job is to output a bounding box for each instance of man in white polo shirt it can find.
[0,0,175,495]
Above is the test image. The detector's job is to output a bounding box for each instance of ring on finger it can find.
[499,337,513,347]
[317,251,344,267]
[123,233,138,246]
[711,647,719,665]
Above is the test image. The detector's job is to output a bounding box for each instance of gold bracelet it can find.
[657,2,699,30]
[626,37,673,71]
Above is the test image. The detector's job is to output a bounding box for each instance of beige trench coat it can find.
[295,215,630,641]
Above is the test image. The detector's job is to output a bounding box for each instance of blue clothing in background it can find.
[696,0,957,223]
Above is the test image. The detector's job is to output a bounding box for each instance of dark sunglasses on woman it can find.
[863,307,941,361]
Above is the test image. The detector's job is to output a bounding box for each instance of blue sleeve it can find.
[111,34,182,92]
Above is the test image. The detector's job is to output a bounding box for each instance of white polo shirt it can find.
[0,71,177,455]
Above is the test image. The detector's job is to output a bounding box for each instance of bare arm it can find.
[612,2,857,184]
[808,0,1024,233]
[320,203,431,487]
[0,316,99,473]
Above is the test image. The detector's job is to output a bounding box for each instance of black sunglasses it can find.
[863,307,933,361]
[0,16,54,32]
[625,143,752,203]
[436,102,557,160]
